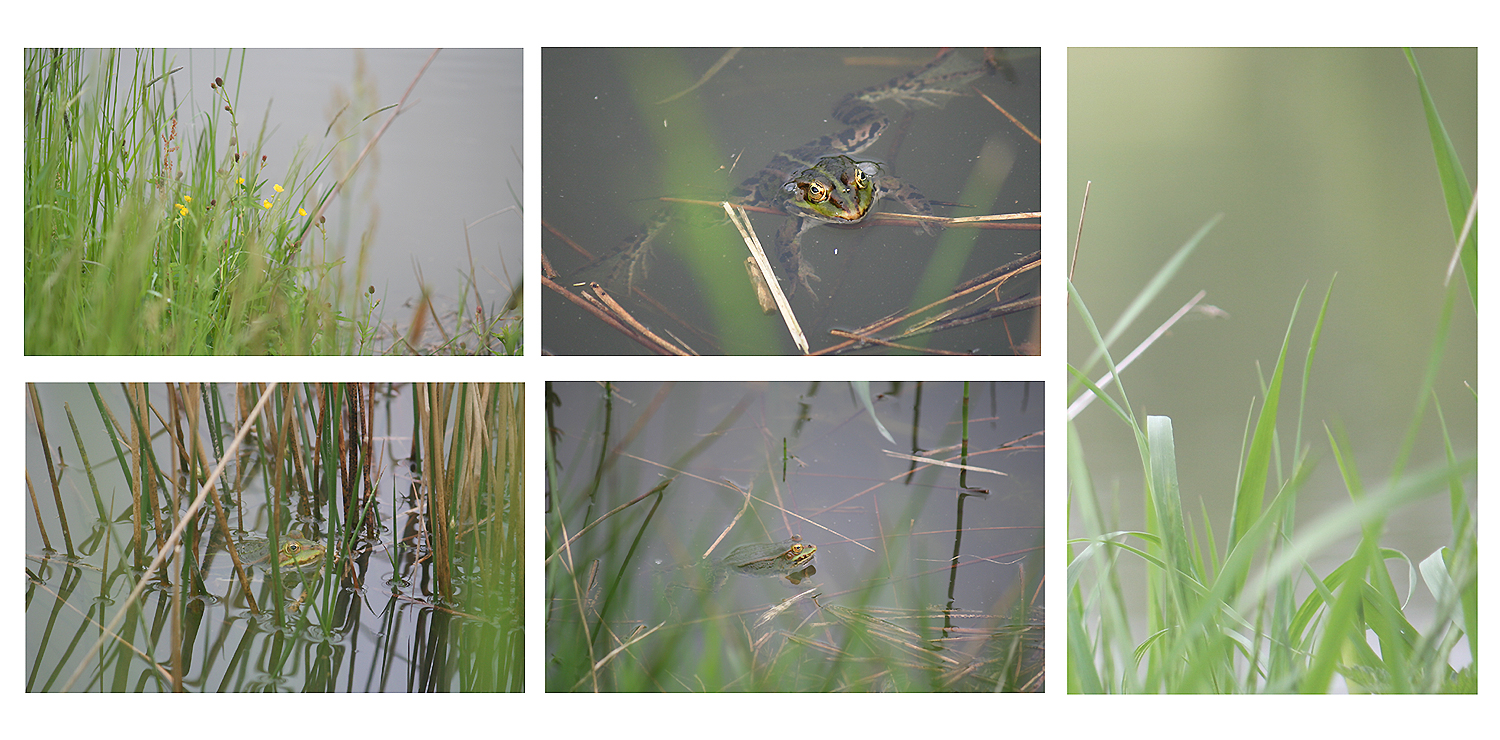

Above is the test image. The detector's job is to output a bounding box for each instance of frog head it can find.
[781,539,817,568]
[781,155,883,225]
[275,535,326,572]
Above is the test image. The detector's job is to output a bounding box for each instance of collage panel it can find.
[23,48,522,356]
[542,48,1040,355]
[24,383,524,691]
[1066,48,1477,693]
[545,381,1043,691]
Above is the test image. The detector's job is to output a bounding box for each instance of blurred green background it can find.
[1067,48,1476,589]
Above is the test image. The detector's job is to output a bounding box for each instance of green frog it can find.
[588,50,991,299]
[234,535,327,573]
[226,534,327,613]
[655,536,818,617]
[704,536,818,592]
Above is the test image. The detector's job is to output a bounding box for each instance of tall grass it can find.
[410,383,526,690]
[1066,51,1477,693]
[24,49,375,354]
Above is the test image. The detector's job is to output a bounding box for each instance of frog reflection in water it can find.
[586,50,993,299]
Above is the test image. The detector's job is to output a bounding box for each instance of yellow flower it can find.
[238,177,245,186]
[184,195,193,203]
[274,184,284,193]
[175,203,188,216]
[299,208,307,217]
[263,200,272,209]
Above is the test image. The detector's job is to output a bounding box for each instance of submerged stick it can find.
[725,202,808,354]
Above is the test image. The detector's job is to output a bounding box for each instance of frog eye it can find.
[286,542,300,553]
[803,182,828,203]
[848,169,867,188]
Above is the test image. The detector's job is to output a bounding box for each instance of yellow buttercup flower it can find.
[299,208,307,217]
[274,184,284,193]
[184,195,193,203]
[263,200,272,209]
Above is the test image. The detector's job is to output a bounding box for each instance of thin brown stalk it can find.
[1071,180,1091,282]
[899,295,1042,339]
[972,86,1040,144]
[609,463,872,554]
[551,516,602,691]
[299,50,438,244]
[1067,289,1208,420]
[589,282,694,355]
[815,251,1040,355]
[542,273,674,355]
[725,202,807,353]
[545,477,674,564]
[187,385,260,613]
[25,473,51,551]
[27,385,69,553]
[542,218,594,261]
[418,383,455,601]
[663,195,1038,231]
[125,383,145,563]
[656,47,740,104]
[827,329,973,355]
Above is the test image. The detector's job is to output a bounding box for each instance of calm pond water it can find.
[25,383,523,692]
[109,48,523,348]
[542,48,1040,355]
[545,382,1043,691]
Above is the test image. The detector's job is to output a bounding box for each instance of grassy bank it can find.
[24,49,375,354]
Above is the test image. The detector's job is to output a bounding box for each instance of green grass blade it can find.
[1070,215,1222,389]
[1066,584,1105,693]
[1227,285,1304,552]
[850,381,895,444]
[1404,48,1477,310]
[1146,416,1198,618]
[1431,395,1478,666]
[1390,281,1460,481]
[1067,279,1137,426]
[1292,276,1336,458]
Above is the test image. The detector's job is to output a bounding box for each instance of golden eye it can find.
[286,542,300,553]
[803,183,827,203]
